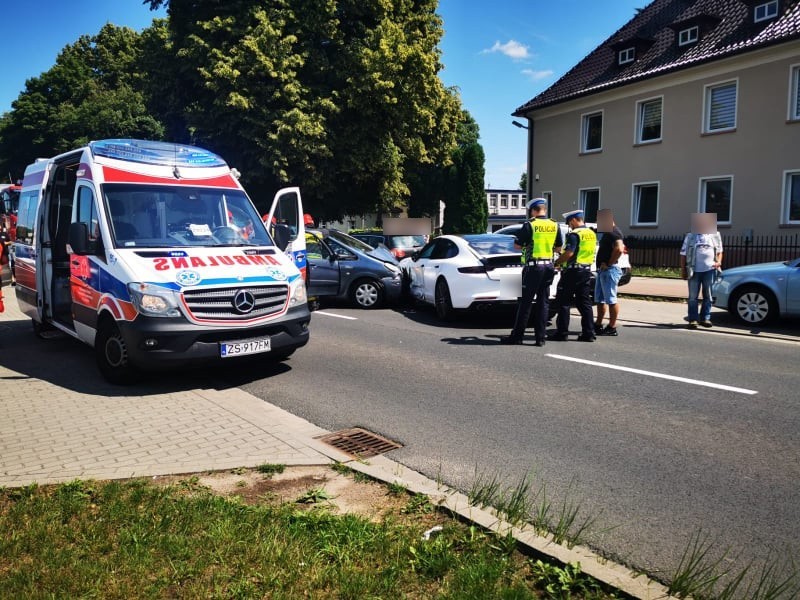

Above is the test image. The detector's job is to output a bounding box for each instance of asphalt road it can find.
[219,301,800,583]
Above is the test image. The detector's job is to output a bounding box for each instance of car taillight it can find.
[458,266,488,274]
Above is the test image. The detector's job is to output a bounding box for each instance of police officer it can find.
[500,198,562,346]
[549,210,597,342]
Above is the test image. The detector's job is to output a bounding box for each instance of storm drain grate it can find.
[316,428,403,458]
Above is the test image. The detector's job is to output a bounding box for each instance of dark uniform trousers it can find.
[509,263,555,343]
[555,267,595,337]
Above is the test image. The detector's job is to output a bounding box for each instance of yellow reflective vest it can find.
[522,217,559,262]
[570,226,596,265]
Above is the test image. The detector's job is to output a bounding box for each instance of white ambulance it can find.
[13,139,310,383]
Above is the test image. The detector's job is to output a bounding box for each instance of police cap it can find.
[562,209,584,221]
[527,198,548,211]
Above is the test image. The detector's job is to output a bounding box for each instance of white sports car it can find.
[400,234,524,320]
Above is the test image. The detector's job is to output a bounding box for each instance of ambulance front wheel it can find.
[95,319,137,385]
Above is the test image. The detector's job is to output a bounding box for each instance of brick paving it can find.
[0,292,350,488]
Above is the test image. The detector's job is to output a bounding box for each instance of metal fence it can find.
[625,234,800,269]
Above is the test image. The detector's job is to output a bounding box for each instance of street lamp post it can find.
[511,119,534,204]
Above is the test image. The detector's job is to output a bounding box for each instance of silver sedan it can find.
[712,257,800,324]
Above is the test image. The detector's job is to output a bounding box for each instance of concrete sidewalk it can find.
[619,275,686,299]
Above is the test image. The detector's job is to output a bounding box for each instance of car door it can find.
[305,232,340,297]
[786,258,800,316]
[408,239,438,303]
[422,239,457,303]
[265,187,306,281]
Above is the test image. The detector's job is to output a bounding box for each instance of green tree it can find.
[408,106,480,221]
[442,141,486,234]
[145,0,462,219]
[0,24,164,179]
[519,171,527,192]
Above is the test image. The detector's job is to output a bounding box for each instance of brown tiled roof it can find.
[514,0,800,115]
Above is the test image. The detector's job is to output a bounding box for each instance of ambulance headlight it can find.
[128,283,181,317]
[289,279,307,306]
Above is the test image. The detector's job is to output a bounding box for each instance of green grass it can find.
[255,463,285,477]
[631,266,682,278]
[0,477,625,599]
[468,470,603,549]
[668,530,800,600]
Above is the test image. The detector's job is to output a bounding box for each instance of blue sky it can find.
[1,0,645,189]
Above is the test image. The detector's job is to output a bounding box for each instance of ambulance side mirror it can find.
[68,222,93,256]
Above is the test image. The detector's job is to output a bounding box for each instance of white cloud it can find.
[521,68,554,81]
[483,40,530,60]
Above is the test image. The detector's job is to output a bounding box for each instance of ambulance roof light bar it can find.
[89,139,227,168]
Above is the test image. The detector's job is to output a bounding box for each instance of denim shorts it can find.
[595,265,622,304]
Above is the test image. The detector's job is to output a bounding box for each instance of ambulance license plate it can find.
[220,337,271,357]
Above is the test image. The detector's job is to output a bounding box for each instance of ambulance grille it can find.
[182,285,289,321]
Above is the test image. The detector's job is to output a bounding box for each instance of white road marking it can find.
[314,311,358,320]
[546,353,758,395]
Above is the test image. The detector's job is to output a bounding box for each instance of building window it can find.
[510,195,518,209]
[700,177,733,224]
[678,26,699,46]
[636,97,663,143]
[581,112,603,153]
[500,194,508,208]
[579,188,599,223]
[790,65,800,121]
[783,171,800,224]
[704,81,737,133]
[489,194,497,208]
[632,183,659,225]
[754,1,779,23]
[618,47,635,65]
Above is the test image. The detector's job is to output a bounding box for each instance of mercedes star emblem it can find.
[232,290,256,314]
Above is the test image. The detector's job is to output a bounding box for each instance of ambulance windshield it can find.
[103,184,272,248]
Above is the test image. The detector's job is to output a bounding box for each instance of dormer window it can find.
[611,36,654,67]
[678,26,699,46]
[669,14,722,50]
[754,1,779,22]
[618,47,636,65]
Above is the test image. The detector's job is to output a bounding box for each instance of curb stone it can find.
[340,453,682,600]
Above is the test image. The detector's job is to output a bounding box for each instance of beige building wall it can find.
[526,40,800,236]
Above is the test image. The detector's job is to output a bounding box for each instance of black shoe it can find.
[577,334,596,342]
[534,339,546,347]
[500,336,522,345]
[547,333,569,341]
[599,325,618,336]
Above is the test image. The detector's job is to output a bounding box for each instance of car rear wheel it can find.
[95,319,137,385]
[350,278,384,309]
[730,285,778,325]
[435,278,455,321]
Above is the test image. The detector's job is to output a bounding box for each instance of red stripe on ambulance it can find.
[102,166,238,188]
